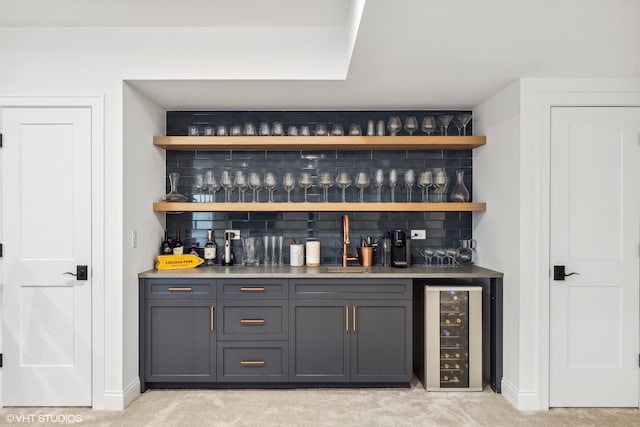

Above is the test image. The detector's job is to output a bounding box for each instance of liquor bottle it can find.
[204,230,217,266]
[173,229,184,255]
[190,243,199,256]
[160,229,173,255]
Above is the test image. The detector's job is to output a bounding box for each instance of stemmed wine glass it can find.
[404,116,418,135]
[355,171,370,202]
[438,115,454,136]
[388,169,398,202]
[456,113,472,135]
[434,168,448,202]
[299,172,313,202]
[319,171,333,203]
[194,172,204,202]
[374,169,384,202]
[418,170,433,202]
[234,170,247,202]
[336,172,352,203]
[387,116,402,136]
[249,172,262,203]
[264,171,277,202]
[220,170,234,202]
[420,248,436,266]
[204,170,219,202]
[404,169,415,202]
[283,172,295,202]
[421,116,437,135]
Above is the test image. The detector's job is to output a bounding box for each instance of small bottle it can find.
[190,243,199,256]
[173,229,184,255]
[204,230,217,266]
[160,230,173,255]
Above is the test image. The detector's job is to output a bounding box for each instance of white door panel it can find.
[2,107,92,406]
[550,106,640,407]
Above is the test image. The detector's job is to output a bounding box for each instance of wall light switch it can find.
[411,229,426,240]
[131,229,137,248]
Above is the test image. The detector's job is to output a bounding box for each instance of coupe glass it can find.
[456,113,472,135]
[234,170,247,202]
[418,170,433,202]
[355,171,370,202]
[404,116,418,135]
[220,170,234,202]
[421,116,437,135]
[374,169,384,202]
[438,115,454,136]
[335,172,352,202]
[299,172,314,202]
[388,169,398,202]
[404,169,415,202]
[249,172,262,203]
[264,171,277,202]
[319,171,333,202]
[387,115,402,136]
[283,172,296,202]
[420,248,436,266]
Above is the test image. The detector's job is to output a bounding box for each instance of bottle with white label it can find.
[172,228,184,255]
[204,229,217,265]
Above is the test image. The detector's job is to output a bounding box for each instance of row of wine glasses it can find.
[193,169,469,203]
[386,114,472,136]
[419,248,461,267]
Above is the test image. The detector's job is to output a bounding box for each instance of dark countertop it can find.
[139,264,503,279]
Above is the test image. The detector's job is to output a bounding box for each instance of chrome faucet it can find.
[342,215,358,267]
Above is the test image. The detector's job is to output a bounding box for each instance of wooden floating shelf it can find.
[153,202,487,213]
[153,135,486,151]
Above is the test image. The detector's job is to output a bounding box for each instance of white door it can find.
[550,106,640,407]
[1,107,92,406]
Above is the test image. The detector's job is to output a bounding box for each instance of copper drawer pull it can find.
[353,306,357,332]
[240,360,266,366]
[240,319,265,324]
[168,287,193,292]
[240,287,265,292]
[345,306,349,332]
[210,306,215,331]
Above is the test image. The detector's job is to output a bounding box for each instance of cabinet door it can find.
[289,300,349,382]
[350,299,412,383]
[145,300,216,382]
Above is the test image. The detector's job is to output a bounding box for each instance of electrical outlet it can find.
[411,229,426,240]
[225,230,241,240]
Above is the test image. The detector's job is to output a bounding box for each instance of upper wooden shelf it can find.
[153,202,487,213]
[153,135,486,151]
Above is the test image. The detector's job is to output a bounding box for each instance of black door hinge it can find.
[0,354,3,367]
[0,243,3,258]
[0,133,3,147]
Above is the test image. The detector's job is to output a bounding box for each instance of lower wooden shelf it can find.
[153,202,486,212]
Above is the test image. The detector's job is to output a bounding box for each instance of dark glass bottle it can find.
[160,230,173,255]
[172,228,183,255]
[204,230,217,266]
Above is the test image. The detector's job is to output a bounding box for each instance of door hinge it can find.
[0,243,3,258]
[0,133,3,147]
[0,353,3,367]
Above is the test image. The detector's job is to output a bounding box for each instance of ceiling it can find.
[2,0,639,109]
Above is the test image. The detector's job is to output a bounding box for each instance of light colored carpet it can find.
[1,380,638,426]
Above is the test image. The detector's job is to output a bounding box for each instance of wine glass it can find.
[438,115,454,136]
[220,170,234,202]
[355,171,370,202]
[421,116,437,135]
[435,247,447,266]
[434,168,448,202]
[404,116,418,135]
[404,169,415,202]
[420,248,436,266]
[387,115,401,136]
[204,170,219,202]
[249,172,262,203]
[283,172,295,202]
[446,248,459,267]
[388,169,398,202]
[264,171,277,202]
[456,113,472,135]
[418,170,433,202]
[194,172,204,202]
[335,172,352,202]
[319,171,333,202]
[299,172,313,202]
[374,169,384,202]
[234,170,247,202]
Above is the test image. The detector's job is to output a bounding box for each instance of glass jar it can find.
[450,170,470,202]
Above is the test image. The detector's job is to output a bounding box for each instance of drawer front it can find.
[144,279,216,299]
[217,341,288,382]
[218,301,288,340]
[290,278,412,300]
[217,278,287,300]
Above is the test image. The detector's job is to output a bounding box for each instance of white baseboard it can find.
[501,378,543,411]
[95,378,140,410]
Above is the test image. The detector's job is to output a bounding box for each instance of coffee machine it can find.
[221,231,235,266]
[390,229,411,268]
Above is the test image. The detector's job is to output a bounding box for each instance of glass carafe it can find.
[450,170,470,202]
[456,239,477,265]
[163,172,189,202]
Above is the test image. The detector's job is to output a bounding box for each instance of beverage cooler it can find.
[423,285,482,391]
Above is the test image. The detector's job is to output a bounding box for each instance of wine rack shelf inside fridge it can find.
[424,285,482,391]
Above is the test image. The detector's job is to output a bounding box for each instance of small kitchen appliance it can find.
[390,229,410,267]
[222,231,235,266]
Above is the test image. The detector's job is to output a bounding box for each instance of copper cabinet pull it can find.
[345,306,349,332]
[168,287,193,292]
[240,360,266,366]
[240,319,265,324]
[210,305,215,331]
[240,287,265,292]
[353,306,357,332]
